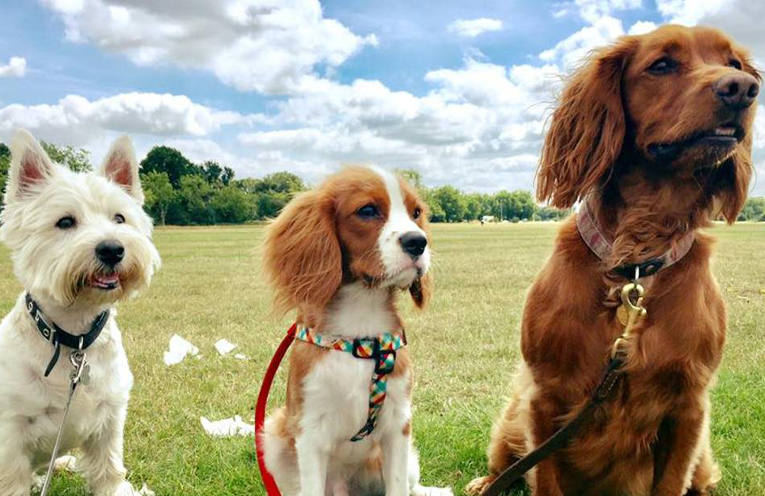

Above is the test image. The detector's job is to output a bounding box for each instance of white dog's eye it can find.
[56,216,76,229]
[356,204,380,219]
[413,207,422,220]
[114,213,125,224]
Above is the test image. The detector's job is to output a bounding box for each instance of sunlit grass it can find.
[1,222,762,495]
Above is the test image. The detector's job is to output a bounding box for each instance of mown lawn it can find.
[1,222,763,495]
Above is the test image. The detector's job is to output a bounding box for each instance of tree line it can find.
[2,142,765,223]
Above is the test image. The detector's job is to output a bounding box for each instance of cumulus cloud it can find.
[0,56,26,78]
[39,0,377,94]
[554,0,642,23]
[540,16,625,70]
[447,18,503,38]
[0,93,254,146]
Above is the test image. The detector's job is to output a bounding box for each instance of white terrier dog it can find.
[0,130,160,496]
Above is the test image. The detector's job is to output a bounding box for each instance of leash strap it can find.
[39,350,89,496]
[255,323,297,496]
[295,327,406,441]
[481,357,625,496]
[26,293,109,377]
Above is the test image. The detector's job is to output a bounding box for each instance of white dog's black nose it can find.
[96,240,125,267]
[399,232,427,259]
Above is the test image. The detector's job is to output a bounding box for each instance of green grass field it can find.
[1,222,763,495]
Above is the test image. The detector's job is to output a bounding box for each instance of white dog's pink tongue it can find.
[92,274,119,288]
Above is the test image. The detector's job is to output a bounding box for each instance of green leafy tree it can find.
[40,141,91,172]
[739,197,765,221]
[463,193,484,221]
[396,169,423,190]
[140,146,194,188]
[141,171,174,225]
[210,185,256,223]
[431,185,466,223]
[0,143,10,200]
[255,172,306,193]
[170,175,214,224]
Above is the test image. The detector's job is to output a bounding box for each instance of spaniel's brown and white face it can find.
[264,166,431,317]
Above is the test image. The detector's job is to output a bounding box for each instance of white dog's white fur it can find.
[0,130,160,495]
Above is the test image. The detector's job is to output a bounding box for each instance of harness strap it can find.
[25,293,109,377]
[295,327,406,441]
[481,357,625,496]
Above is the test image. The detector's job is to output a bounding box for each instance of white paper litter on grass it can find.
[200,415,254,437]
[234,353,247,360]
[214,338,237,356]
[163,334,199,365]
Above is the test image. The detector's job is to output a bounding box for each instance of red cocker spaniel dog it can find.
[468,25,759,496]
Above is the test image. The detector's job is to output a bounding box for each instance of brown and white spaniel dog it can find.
[468,25,759,496]
[261,166,452,496]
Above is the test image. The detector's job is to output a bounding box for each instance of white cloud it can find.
[0,56,26,78]
[0,93,254,146]
[447,18,503,38]
[39,0,377,94]
[554,0,642,23]
[540,16,625,70]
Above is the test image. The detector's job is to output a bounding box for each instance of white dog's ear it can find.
[5,129,57,203]
[99,135,144,204]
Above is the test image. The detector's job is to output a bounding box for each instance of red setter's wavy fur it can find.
[468,25,759,496]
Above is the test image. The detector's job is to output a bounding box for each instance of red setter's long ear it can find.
[264,190,342,315]
[537,38,637,208]
[714,131,754,223]
[714,53,760,223]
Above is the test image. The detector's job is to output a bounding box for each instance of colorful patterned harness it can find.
[295,326,406,441]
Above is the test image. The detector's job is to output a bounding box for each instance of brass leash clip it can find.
[613,268,648,358]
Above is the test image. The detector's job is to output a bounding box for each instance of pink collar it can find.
[576,196,695,279]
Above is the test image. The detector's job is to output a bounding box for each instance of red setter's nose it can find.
[714,73,759,109]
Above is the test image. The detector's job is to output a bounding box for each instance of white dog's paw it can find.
[411,484,454,496]
[103,480,141,496]
[31,474,45,492]
[53,455,77,472]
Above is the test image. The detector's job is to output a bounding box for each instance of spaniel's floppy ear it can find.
[409,273,432,309]
[713,132,754,223]
[713,51,760,223]
[537,38,636,208]
[264,189,342,315]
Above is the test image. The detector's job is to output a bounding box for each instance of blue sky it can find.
[1,0,763,193]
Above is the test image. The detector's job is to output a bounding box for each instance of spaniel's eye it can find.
[728,59,743,70]
[413,207,422,220]
[114,213,125,224]
[647,57,678,75]
[56,216,76,229]
[357,204,380,219]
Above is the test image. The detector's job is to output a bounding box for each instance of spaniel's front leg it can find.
[652,405,705,496]
[295,431,329,496]
[382,421,410,496]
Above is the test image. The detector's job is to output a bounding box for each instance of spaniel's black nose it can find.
[399,232,427,259]
[95,240,125,267]
[714,73,759,110]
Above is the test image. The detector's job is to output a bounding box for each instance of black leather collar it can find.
[25,293,110,377]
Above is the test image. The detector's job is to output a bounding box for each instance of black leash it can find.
[481,357,626,496]
[25,293,109,376]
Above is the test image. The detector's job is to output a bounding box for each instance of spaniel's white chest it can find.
[300,350,411,446]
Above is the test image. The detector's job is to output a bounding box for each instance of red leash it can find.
[255,323,297,496]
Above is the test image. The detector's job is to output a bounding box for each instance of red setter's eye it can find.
[356,204,380,219]
[647,56,678,75]
[728,59,743,70]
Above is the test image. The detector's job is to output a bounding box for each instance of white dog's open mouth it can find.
[89,273,121,290]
